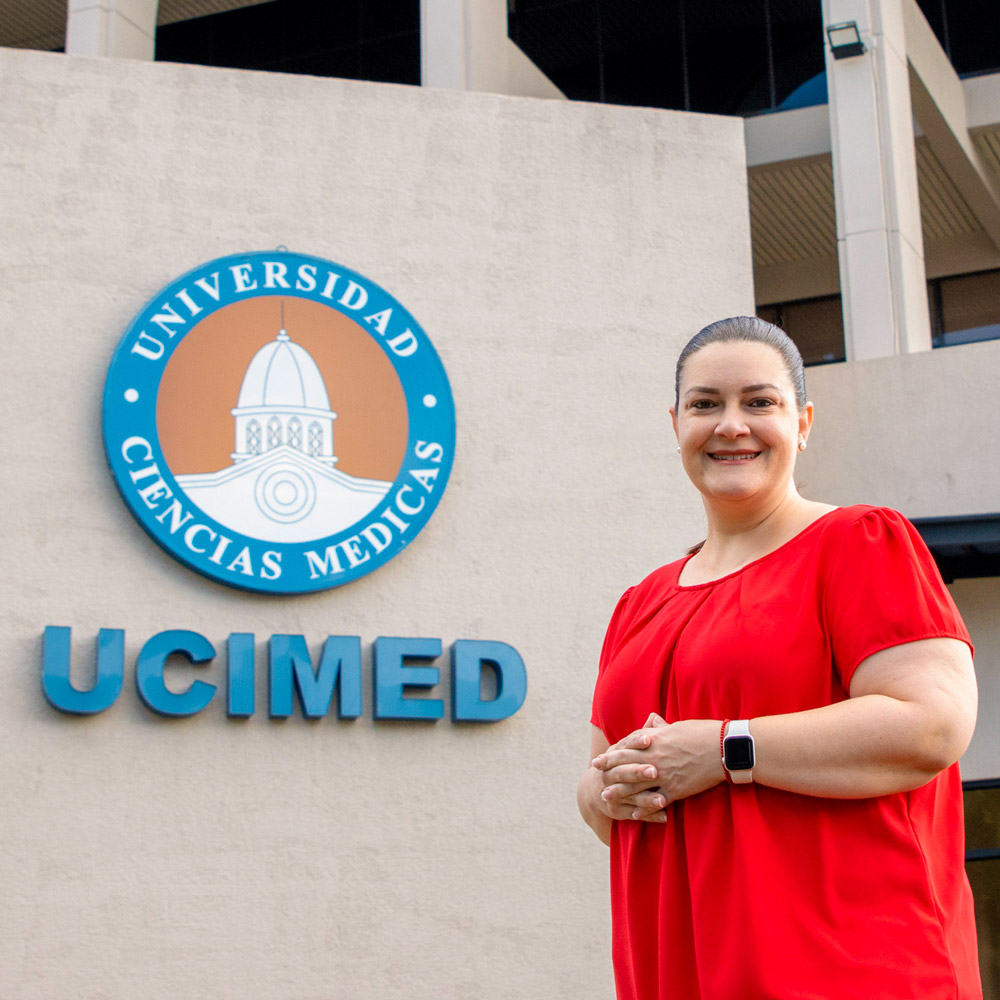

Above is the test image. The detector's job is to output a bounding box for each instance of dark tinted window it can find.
[915,0,1000,76]
[756,296,845,366]
[156,0,420,85]
[510,0,998,117]
[964,781,1000,997]
[934,270,1000,347]
[508,0,823,116]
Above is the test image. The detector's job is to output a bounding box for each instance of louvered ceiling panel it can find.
[915,138,981,239]
[749,134,1000,272]
[748,156,836,269]
[972,124,1000,181]
[0,0,65,50]
[0,0,274,49]
[157,0,274,26]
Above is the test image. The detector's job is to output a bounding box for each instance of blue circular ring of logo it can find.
[102,251,455,594]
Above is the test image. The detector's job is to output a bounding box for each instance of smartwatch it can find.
[723,719,755,784]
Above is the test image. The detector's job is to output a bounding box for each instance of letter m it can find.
[269,635,362,718]
[304,546,341,579]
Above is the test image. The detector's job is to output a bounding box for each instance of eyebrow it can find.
[685,382,783,397]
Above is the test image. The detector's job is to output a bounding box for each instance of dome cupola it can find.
[229,327,337,466]
[236,329,331,410]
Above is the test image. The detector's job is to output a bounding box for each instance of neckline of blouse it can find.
[674,505,845,590]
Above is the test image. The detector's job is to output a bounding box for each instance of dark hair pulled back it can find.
[674,316,807,410]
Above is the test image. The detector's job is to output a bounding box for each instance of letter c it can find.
[121,436,154,465]
[185,524,217,554]
[396,485,425,516]
[135,630,217,717]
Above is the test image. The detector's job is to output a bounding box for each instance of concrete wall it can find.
[0,47,753,998]
[799,341,1000,779]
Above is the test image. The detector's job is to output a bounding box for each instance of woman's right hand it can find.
[592,764,669,820]
[577,723,668,845]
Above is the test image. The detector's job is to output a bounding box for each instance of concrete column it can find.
[66,0,159,60]
[420,0,503,92]
[823,0,931,360]
[420,0,563,99]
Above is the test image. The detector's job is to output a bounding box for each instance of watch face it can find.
[724,735,755,770]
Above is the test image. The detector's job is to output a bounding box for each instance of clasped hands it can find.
[590,714,725,823]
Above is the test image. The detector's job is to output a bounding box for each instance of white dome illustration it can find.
[237,328,332,410]
[230,328,337,467]
[174,321,392,544]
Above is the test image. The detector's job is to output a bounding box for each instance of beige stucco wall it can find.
[799,342,1000,780]
[0,47,753,998]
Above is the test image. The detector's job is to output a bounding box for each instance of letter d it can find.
[451,640,527,722]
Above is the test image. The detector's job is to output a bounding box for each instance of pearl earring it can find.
[676,446,681,453]
[798,440,807,452]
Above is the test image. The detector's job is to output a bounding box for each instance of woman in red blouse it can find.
[577,316,981,999]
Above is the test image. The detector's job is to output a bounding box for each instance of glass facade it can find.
[507,0,824,116]
[155,0,420,84]
[507,0,999,118]
[148,1,999,108]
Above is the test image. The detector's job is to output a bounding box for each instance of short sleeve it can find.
[590,587,634,727]
[822,507,973,689]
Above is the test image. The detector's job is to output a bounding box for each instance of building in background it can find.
[1,0,998,995]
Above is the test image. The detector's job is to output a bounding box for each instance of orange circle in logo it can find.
[157,296,408,482]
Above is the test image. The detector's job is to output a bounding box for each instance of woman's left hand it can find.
[591,714,725,820]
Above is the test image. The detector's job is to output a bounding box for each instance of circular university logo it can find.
[103,251,455,594]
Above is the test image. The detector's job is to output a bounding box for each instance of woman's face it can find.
[670,340,812,507]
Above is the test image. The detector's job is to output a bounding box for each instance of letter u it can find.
[42,626,124,715]
[131,331,164,361]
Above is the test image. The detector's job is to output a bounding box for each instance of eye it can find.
[689,399,716,410]
[747,397,777,408]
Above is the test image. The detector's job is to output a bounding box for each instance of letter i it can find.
[227,633,255,717]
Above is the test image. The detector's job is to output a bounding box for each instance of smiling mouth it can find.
[708,452,761,462]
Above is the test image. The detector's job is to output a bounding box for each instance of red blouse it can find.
[591,506,981,1000]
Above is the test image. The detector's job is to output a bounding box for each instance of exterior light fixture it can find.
[826,21,866,59]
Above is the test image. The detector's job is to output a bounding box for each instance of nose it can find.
[714,403,750,440]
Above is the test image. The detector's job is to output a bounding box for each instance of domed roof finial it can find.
[277,299,289,340]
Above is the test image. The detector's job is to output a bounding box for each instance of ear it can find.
[669,406,679,441]
[798,401,814,442]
